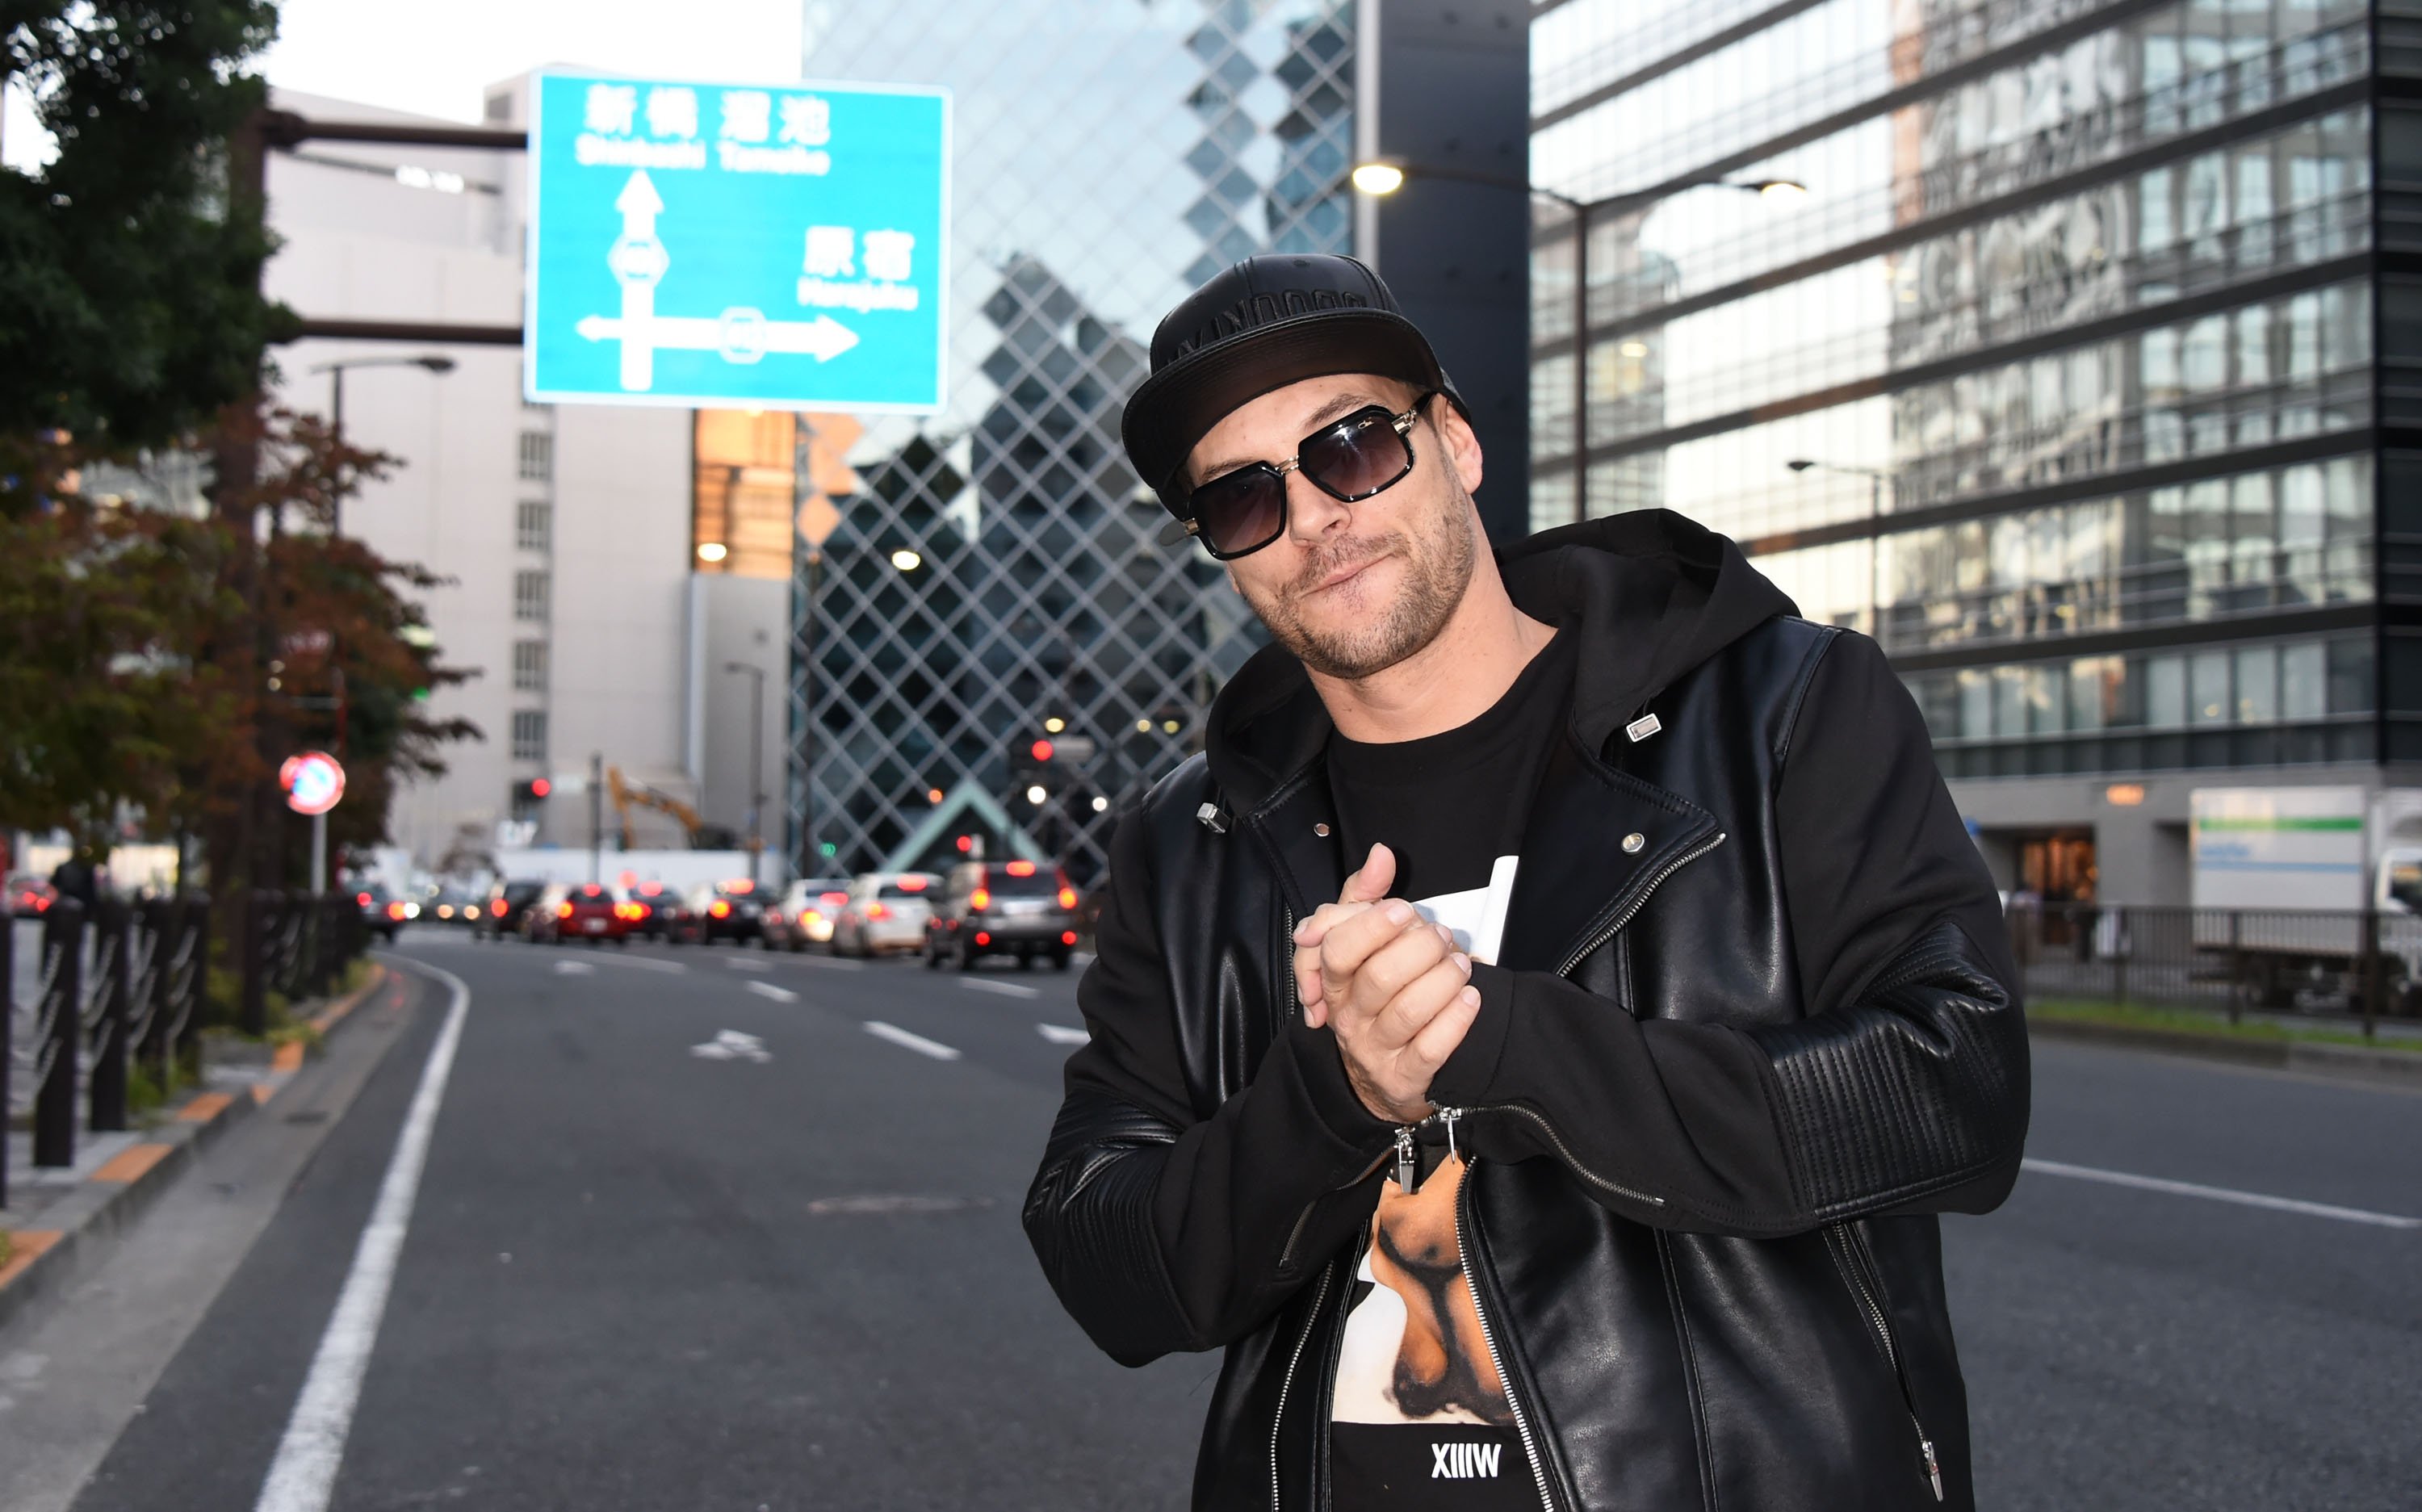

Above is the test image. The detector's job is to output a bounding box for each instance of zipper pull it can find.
[1434,1106,1463,1163]
[1393,1125,1420,1194]
[1921,1439,1942,1502]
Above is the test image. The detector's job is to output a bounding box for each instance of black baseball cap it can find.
[1121,253,1466,516]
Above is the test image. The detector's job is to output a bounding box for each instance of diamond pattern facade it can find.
[792,0,1356,882]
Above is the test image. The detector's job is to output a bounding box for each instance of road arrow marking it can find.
[2022,1157,2420,1229]
[1037,1023,1090,1045]
[690,1029,773,1062]
[745,981,798,1003]
[864,1021,960,1062]
[961,978,1038,999]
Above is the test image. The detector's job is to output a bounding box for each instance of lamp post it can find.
[1785,458,1888,638]
[306,354,457,535]
[1351,162,1804,525]
[723,661,767,883]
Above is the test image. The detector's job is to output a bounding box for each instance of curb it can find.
[2030,1015,2422,1087]
[0,965,392,1338]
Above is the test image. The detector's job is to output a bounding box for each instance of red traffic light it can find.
[530,777,551,798]
[1030,739,1054,763]
[955,834,974,852]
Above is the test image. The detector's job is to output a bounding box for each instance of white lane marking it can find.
[746,981,798,1003]
[690,1029,773,1063]
[726,957,770,973]
[1037,1023,1090,1045]
[552,961,593,976]
[2021,1157,2421,1229]
[553,951,685,974]
[786,953,864,972]
[254,958,471,1512]
[962,978,1038,999]
[864,1020,961,1061]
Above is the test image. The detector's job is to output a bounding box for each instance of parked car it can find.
[528,882,642,945]
[831,872,941,957]
[631,880,693,942]
[356,884,414,943]
[765,876,856,951]
[686,879,768,945]
[924,859,1080,970]
[476,879,548,940]
[7,872,57,919]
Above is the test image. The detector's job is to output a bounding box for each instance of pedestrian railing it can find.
[2008,903,2422,1034]
[2,889,360,1209]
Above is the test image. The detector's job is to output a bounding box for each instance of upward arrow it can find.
[615,170,664,239]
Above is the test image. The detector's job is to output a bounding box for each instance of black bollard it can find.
[34,898,85,1167]
[87,897,130,1133]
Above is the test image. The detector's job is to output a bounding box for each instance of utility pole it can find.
[589,751,604,884]
[724,662,768,886]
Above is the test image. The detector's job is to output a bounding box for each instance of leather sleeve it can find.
[1428,631,2030,1237]
[1023,805,1396,1366]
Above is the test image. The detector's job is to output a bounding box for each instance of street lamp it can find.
[723,661,768,882]
[1785,458,1888,636]
[1353,163,1804,524]
[306,354,456,536]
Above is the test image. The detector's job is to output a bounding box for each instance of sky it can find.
[3,0,806,169]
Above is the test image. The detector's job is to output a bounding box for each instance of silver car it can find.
[830,872,942,957]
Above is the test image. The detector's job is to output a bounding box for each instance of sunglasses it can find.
[1182,392,1435,560]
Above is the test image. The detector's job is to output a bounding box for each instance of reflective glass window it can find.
[2191,650,2233,723]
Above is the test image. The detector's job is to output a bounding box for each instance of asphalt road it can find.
[10,927,2419,1510]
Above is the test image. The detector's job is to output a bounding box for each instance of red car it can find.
[8,873,57,919]
[530,882,643,944]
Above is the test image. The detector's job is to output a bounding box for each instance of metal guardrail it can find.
[2,890,362,1209]
[2008,903,2422,1037]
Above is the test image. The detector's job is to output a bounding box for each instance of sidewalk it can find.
[2030,999,2422,1087]
[0,965,390,1334]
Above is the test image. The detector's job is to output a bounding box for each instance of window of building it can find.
[513,570,550,623]
[2189,650,2233,725]
[518,430,553,482]
[511,710,547,762]
[2283,642,2328,721]
[2236,645,2279,723]
[512,639,548,692]
[516,501,552,552]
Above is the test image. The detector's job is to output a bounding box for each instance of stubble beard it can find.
[1246,477,1480,682]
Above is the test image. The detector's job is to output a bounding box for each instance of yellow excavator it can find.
[607,766,714,850]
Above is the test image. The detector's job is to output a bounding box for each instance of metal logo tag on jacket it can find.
[1625,713,1661,742]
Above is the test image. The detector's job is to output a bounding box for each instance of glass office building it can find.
[790,1,1356,880]
[1532,0,2420,903]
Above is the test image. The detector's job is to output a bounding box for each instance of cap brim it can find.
[1121,308,1448,512]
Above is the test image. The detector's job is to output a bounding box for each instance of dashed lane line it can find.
[961,978,1039,999]
[746,981,799,1003]
[725,957,771,973]
[1037,1023,1090,1045]
[2021,1157,2420,1229]
[864,1020,962,1061]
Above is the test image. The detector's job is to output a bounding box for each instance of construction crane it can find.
[606,766,713,850]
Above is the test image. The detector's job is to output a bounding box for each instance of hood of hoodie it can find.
[1200,509,1800,816]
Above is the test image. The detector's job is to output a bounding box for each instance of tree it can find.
[0,2,283,450]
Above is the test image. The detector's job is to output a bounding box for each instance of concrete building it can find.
[1528,0,2409,905]
[263,85,784,875]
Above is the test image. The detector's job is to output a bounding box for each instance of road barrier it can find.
[2,889,350,1208]
[2009,903,2422,1037]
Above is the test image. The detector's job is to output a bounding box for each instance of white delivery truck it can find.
[2189,785,2422,1011]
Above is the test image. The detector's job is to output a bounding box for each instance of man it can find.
[1025,254,2027,1512]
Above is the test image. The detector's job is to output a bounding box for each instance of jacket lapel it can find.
[1242,761,1346,924]
[1496,729,1723,975]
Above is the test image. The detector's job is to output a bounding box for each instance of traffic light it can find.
[1008,734,1058,791]
[514,777,550,806]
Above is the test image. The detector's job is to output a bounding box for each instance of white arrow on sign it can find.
[605,171,670,392]
[577,308,860,370]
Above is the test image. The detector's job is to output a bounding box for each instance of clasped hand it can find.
[1291,844,1481,1125]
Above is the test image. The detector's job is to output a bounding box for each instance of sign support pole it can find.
[311,810,328,897]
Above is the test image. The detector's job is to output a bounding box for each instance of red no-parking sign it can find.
[280,751,346,815]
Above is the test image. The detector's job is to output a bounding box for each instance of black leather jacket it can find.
[1026,512,2028,1512]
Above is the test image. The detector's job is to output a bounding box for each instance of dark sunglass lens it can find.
[1192,467,1286,556]
[1300,411,1410,500]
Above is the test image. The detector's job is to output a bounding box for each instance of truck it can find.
[2189,785,2422,1011]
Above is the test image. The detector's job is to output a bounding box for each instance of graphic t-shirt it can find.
[1322,626,1574,1510]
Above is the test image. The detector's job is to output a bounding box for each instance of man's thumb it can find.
[1341,843,1396,904]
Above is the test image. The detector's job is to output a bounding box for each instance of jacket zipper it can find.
[1456,1152,1561,1512]
[1828,1224,1943,1502]
[1556,830,1726,977]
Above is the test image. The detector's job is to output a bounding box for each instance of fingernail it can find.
[1461,986,1481,1007]
[1452,952,1469,974]
[1385,902,1414,926]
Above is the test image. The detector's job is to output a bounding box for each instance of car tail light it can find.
[803,909,823,924]
[492,898,508,916]
[897,875,928,892]
[357,891,373,907]
[820,891,849,908]
[1058,886,1077,909]
[974,931,991,946]
[33,895,49,911]
[1062,931,1079,946]
[765,911,783,926]
[387,902,408,920]
[557,901,575,918]
[1006,859,1037,877]
[867,903,890,921]
[969,888,989,911]
[710,900,731,918]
